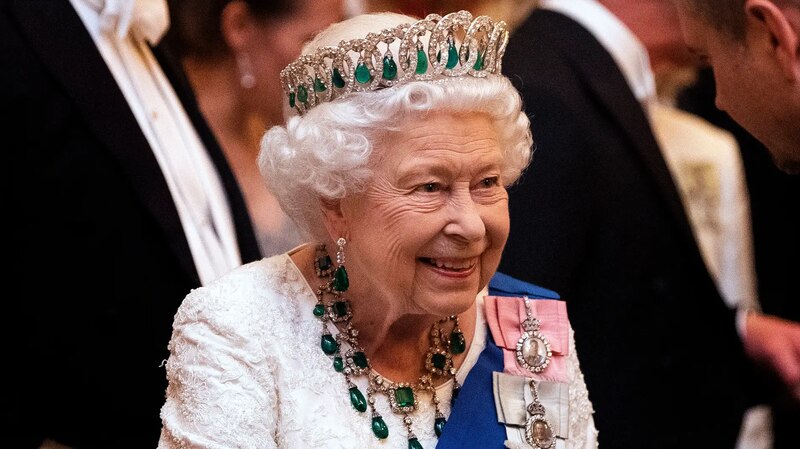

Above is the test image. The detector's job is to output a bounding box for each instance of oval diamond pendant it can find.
[525,414,556,449]
[516,330,552,373]
[516,298,552,373]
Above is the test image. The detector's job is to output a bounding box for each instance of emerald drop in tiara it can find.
[280,10,509,116]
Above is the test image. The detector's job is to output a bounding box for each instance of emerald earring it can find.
[333,237,349,292]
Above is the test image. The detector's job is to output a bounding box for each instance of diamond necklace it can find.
[312,244,465,448]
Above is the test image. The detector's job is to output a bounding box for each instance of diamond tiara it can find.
[280,10,509,116]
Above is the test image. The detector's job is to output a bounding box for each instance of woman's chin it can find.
[415,278,482,317]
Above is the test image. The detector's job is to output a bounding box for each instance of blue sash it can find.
[436,332,506,448]
[436,273,559,448]
[487,271,560,299]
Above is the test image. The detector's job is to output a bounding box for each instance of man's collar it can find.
[75,0,169,44]
[538,0,657,104]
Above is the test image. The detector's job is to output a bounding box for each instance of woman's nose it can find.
[442,192,485,242]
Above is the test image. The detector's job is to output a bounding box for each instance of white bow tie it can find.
[87,0,169,44]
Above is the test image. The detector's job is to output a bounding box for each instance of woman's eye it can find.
[478,176,500,188]
[418,183,441,193]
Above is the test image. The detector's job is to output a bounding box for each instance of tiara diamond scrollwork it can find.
[280,10,509,116]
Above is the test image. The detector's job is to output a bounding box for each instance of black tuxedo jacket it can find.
[2,1,261,447]
[499,10,750,449]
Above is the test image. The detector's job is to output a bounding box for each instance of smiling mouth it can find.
[420,257,477,272]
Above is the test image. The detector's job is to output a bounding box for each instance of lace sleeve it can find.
[567,327,599,449]
[157,279,278,449]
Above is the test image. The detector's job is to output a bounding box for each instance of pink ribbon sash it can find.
[484,295,570,382]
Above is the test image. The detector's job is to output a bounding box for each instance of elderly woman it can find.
[158,10,598,449]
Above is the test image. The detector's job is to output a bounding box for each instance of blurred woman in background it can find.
[167,0,345,256]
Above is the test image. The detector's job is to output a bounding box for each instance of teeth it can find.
[429,258,474,270]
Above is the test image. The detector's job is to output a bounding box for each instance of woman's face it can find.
[246,0,344,125]
[333,112,510,319]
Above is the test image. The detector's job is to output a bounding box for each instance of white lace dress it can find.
[158,253,598,448]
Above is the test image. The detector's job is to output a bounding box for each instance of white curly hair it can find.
[259,12,533,241]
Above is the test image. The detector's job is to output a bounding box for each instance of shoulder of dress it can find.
[172,255,310,333]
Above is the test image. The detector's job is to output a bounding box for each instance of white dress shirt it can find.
[538,0,657,103]
[70,0,242,285]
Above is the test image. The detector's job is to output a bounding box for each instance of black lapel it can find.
[11,0,199,282]
[153,43,261,263]
[531,9,698,248]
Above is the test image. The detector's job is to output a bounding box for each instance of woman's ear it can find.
[745,0,800,81]
[319,197,349,242]
[220,0,253,51]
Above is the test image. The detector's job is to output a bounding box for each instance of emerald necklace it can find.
[312,242,466,448]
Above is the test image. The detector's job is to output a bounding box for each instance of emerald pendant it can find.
[333,356,344,372]
[432,353,447,370]
[333,300,349,317]
[415,49,428,74]
[434,417,447,437]
[473,50,484,70]
[313,303,325,317]
[288,92,296,108]
[446,42,458,69]
[355,62,372,84]
[382,55,398,80]
[449,330,466,354]
[332,68,346,88]
[314,77,327,92]
[353,351,369,369]
[349,386,367,412]
[321,334,338,355]
[333,265,349,291]
[451,382,461,404]
[408,437,424,449]
[371,415,389,439]
[315,254,332,274]
[394,386,415,408]
[297,85,308,103]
